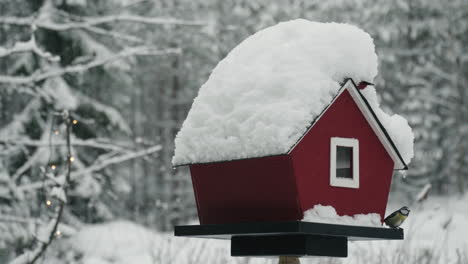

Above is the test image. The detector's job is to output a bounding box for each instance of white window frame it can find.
[330,137,359,188]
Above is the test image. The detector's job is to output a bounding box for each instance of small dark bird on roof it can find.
[357,81,374,90]
[384,206,410,228]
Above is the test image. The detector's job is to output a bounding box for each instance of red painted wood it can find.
[190,155,302,224]
[290,89,394,221]
[357,82,370,90]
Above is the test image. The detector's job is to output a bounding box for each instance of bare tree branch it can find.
[0,138,131,152]
[0,97,41,138]
[15,145,162,193]
[11,118,52,182]
[76,92,132,134]
[0,215,42,224]
[0,16,32,27]
[0,14,205,31]
[85,25,143,43]
[413,61,457,83]
[0,36,59,61]
[73,144,162,177]
[11,148,45,182]
[0,47,180,84]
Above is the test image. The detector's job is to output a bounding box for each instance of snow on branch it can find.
[0,14,205,31]
[0,215,41,224]
[10,118,52,182]
[0,46,180,84]
[0,36,59,61]
[76,92,132,134]
[0,16,32,27]
[416,183,432,203]
[0,98,41,138]
[0,138,131,152]
[85,25,143,43]
[10,145,46,182]
[415,63,456,82]
[10,247,42,264]
[15,145,162,193]
[73,145,162,177]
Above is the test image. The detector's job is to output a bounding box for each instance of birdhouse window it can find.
[336,146,353,178]
[330,137,359,188]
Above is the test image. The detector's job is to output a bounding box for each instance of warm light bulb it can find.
[53,130,60,135]
[46,200,52,206]
[55,230,61,236]
[72,120,78,125]
[51,165,56,170]
[69,156,75,162]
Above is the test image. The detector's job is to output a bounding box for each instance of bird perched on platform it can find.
[384,206,410,228]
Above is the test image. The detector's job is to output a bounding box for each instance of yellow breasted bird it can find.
[384,206,410,228]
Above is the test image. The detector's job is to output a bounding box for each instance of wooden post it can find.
[278,256,300,264]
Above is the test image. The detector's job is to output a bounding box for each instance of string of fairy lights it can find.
[39,110,78,242]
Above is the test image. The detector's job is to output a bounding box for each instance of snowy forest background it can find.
[0,0,467,263]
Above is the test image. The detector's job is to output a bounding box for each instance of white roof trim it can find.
[288,79,407,170]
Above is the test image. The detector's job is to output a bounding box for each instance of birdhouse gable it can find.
[289,79,408,170]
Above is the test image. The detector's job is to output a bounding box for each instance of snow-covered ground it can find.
[46,195,468,264]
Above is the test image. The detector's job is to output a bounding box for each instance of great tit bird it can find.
[384,206,410,228]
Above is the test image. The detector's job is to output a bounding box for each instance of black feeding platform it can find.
[174,221,403,257]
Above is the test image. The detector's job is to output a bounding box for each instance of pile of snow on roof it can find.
[173,19,413,166]
[303,204,382,227]
[360,87,414,164]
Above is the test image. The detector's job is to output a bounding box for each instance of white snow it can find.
[35,220,56,243]
[173,19,378,165]
[67,0,87,6]
[45,195,468,264]
[302,204,382,227]
[360,86,414,163]
[172,19,413,167]
[349,194,468,264]
[50,186,67,203]
[71,221,159,264]
[43,77,79,110]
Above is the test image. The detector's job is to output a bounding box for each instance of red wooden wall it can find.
[290,89,394,221]
[190,155,302,224]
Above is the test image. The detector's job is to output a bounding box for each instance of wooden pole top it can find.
[279,256,300,264]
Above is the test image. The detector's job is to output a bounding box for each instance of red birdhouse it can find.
[181,79,408,225]
[173,20,413,259]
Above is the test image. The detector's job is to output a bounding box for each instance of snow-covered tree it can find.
[0,0,203,261]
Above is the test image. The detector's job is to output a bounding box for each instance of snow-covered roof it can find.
[172,19,414,167]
